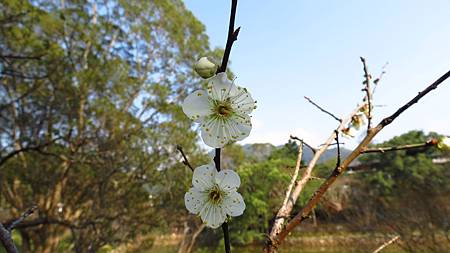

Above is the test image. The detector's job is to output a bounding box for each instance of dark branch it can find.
[334,130,341,168]
[215,1,239,252]
[176,145,194,171]
[0,205,38,253]
[0,223,18,253]
[217,0,239,74]
[0,137,63,168]
[290,135,317,153]
[304,96,341,122]
[360,139,437,154]
[360,57,373,132]
[5,205,38,232]
[381,70,450,127]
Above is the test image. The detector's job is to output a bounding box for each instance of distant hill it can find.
[242,143,352,164]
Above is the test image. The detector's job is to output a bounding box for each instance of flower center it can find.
[208,185,224,204]
[215,102,233,117]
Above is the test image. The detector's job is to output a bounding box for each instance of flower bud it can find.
[194,57,217,79]
[351,113,366,130]
[342,127,357,138]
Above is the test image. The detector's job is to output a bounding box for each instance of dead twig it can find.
[304,96,341,122]
[176,145,194,171]
[361,139,438,154]
[290,135,317,153]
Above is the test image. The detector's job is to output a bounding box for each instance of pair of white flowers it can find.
[181,58,255,228]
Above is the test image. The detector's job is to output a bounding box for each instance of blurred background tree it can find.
[0,0,222,252]
[343,131,450,252]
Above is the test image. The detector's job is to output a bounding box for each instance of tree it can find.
[347,131,450,252]
[0,0,216,251]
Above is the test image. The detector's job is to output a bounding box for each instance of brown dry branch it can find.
[266,103,367,251]
[360,139,438,154]
[271,142,304,228]
[372,235,400,253]
[263,69,450,253]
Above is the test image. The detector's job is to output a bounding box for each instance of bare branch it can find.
[0,224,18,253]
[270,69,450,250]
[372,235,400,253]
[361,139,438,154]
[265,103,366,252]
[0,205,38,253]
[304,96,341,122]
[360,57,373,132]
[5,205,38,232]
[176,145,194,171]
[290,135,316,153]
[216,0,240,74]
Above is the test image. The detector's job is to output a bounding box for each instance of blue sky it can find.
[184,0,450,148]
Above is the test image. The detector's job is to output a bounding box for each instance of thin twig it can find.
[361,139,437,154]
[6,205,38,232]
[309,176,325,181]
[334,130,341,168]
[290,135,317,153]
[217,0,240,74]
[176,145,194,171]
[360,57,373,132]
[270,68,450,249]
[304,96,341,122]
[372,235,400,253]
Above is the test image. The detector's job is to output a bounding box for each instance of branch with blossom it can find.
[180,1,256,252]
[263,58,450,252]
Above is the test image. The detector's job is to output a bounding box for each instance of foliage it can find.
[0,0,216,251]
[346,130,450,252]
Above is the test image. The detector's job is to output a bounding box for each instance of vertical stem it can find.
[215,0,239,252]
[221,223,231,253]
[214,148,230,253]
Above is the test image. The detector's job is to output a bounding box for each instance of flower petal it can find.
[200,113,252,148]
[207,73,238,101]
[228,113,252,141]
[216,169,240,192]
[200,117,229,148]
[182,90,211,123]
[200,202,227,229]
[230,86,256,114]
[185,187,207,214]
[223,191,245,217]
[192,163,216,191]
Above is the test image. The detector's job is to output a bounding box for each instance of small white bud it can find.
[194,57,217,79]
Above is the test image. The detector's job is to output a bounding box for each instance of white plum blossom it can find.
[182,72,256,148]
[184,163,245,229]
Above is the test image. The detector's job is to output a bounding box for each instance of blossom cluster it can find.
[342,104,369,138]
[181,57,255,228]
